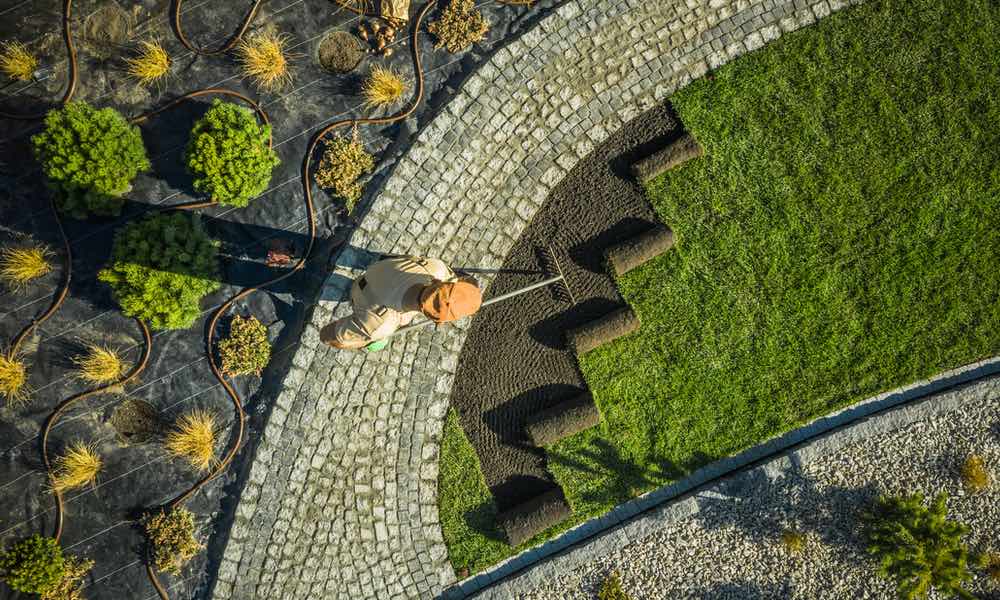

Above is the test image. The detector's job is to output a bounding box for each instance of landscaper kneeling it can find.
[320,255,483,351]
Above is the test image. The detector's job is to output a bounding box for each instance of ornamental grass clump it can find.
[98,213,221,330]
[0,40,38,81]
[0,351,28,407]
[0,244,52,289]
[185,99,280,207]
[0,535,64,595]
[125,40,171,85]
[362,65,407,109]
[863,493,975,600]
[218,315,271,377]
[49,442,102,493]
[164,410,218,471]
[72,343,126,385]
[235,30,293,91]
[32,102,150,218]
[960,454,991,493]
[428,0,489,53]
[40,554,93,600]
[314,134,374,209]
[142,508,203,575]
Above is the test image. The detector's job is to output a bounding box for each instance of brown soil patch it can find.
[318,31,366,74]
[82,3,135,59]
[109,398,162,444]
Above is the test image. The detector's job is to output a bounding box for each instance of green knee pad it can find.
[364,339,389,352]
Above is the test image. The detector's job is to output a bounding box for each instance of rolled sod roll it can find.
[497,488,572,546]
[567,307,640,354]
[604,224,675,276]
[525,392,601,447]
[631,133,703,183]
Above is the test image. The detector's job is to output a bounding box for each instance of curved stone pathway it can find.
[212,0,860,598]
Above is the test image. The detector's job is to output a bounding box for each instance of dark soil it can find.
[318,31,365,74]
[108,397,162,444]
[450,103,682,512]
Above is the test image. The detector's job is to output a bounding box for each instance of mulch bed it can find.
[450,103,681,512]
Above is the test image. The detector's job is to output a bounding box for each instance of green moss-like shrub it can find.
[598,571,631,600]
[863,493,975,600]
[142,508,203,575]
[185,99,279,207]
[0,535,64,595]
[218,315,271,376]
[32,102,150,218]
[41,554,93,600]
[98,213,220,330]
[428,0,489,53]
[314,134,374,211]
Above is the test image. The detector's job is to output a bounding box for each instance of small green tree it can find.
[32,102,150,218]
[0,535,65,595]
[185,99,279,207]
[863,493,975,600]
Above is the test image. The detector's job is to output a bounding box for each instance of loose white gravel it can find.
[516,391,1000,600]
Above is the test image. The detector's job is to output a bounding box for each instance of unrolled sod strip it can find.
[604,224,675,276]
[567,306,640,354]
[525,392,601,447]
[497,488,573,547]
[631,132,703,183]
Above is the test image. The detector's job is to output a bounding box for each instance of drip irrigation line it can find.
[171,0,265,56]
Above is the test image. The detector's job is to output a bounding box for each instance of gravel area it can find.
[516,387,1000,600]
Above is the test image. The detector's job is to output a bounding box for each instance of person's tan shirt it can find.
[321,256,455,349]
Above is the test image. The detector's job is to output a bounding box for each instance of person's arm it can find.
[319,307,400,350]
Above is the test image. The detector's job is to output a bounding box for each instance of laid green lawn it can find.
[440,0,1000,573]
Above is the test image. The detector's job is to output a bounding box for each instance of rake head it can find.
[536,244,577,306]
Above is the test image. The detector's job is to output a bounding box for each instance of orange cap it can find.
[420,280,482,322]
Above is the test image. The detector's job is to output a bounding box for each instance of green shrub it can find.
[98,213,220,330]
[142,508,203,575]
[32,102,150,218]
[598,570,631,600]
[780,529,806,554]
[314,134,374,210]
[863,493,975,600]
[41,554,93,600]
[218,315,271,376]
[959,454,991,493]
[428,0,490,53]
[0,535,65,595]
[185,99,279,207]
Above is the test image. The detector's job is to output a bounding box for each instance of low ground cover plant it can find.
[40,555,93,600]
[218,315,271,377]
[959,455,991,492]
[0,535,64,595]
[98,212,221,330]
[50,442,102,493]
[164,410,218,471]
[314,134,374,209]
[428,0,489,53]
[0,40,37,81]
[863,493,975,599]
[126,40,171,85]
[0,244,52,289]
[598,571,631,600]
[780,529,805,554]
[142,508,204,575]
[185,99,279,207]
[235,30,293,91]
[362,65,407,108]
[32,102,150,218]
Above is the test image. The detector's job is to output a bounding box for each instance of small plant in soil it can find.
[72,343,127,385]
[314,133,374,210]
[164,410,218,471]
[863,493,975,600]
[0,40,38,81]
[780,528,806,554]
[0,351,29,407]
[0,535,64,595]
[49,441,102,493]
[125,40,171,85]
[98,213,221,330]
[32,102,150,218]
[218,315,272,377]
[428,0,489,53]
[235,30,294,91]
[959,454,991,493]
[598,570,631,600]
[185,99,280,207]
[142,508,204,575]
[40,554,93,600]
[0,244,52,289]
[362,65,407,109]
[983,552,1000,582]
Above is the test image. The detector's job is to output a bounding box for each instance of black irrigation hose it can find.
[170,0,265,56]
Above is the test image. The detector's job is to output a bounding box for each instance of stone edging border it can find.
[456,356,1000,598]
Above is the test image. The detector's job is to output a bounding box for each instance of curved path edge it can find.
[459,356,1000,598]
[213,0,866,598]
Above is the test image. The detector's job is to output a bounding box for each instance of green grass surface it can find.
[440,0,1000,573]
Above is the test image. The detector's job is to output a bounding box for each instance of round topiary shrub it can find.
[98,212,221,330]
[218,314,272,377]
[0,535,65,595]
[32,102,150,219]
[185,99,280,207]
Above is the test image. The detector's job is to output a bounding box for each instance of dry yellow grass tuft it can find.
[362,65,407,109]
[125,40,171,85]
[50,442,102,493]
[1,245,52,288]
[164,410,218,471]
[0,41,38,81]
[72,343,127,385]
[960,454,992,492]
[0,351,28,406]
[235,30,294,91]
